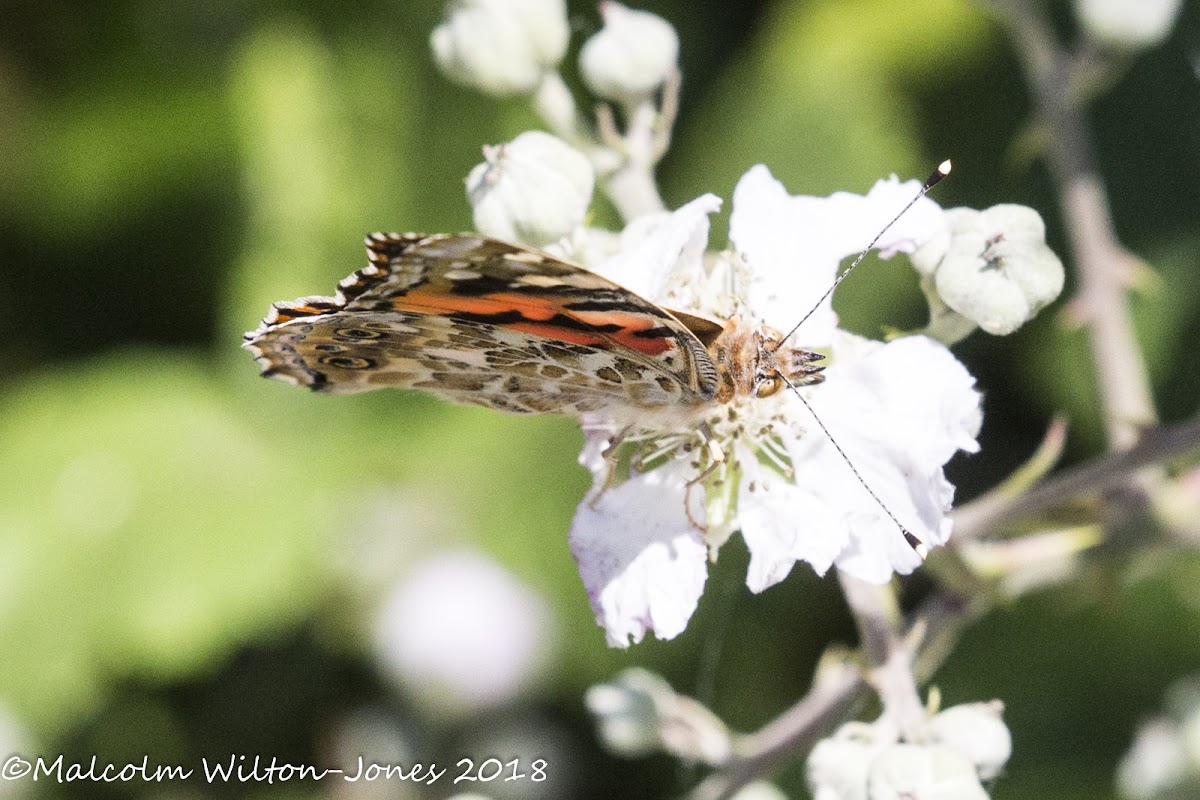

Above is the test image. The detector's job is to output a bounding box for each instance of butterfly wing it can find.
[243,233,721,415]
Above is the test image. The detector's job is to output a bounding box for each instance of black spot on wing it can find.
[562,298,673,317]
[318,355,376,370]
[444,274,543,296]
[631,325,678,340]
[450,309,624,335]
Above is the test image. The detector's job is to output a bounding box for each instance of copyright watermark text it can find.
[2,755,548,785]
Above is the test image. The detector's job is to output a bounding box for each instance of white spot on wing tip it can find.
[265,369,304,387]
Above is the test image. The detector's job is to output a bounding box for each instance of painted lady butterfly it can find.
[243,232,828,430]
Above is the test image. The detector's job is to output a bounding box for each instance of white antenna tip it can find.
[924,159,952,191]
[903,529,930,560]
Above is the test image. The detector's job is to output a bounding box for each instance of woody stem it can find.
[985,0,1156,449]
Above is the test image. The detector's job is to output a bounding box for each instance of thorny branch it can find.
[685,662,869,800]
[985,0,1156,450]
[954,414,1200,540]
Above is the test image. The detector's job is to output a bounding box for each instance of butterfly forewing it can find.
[244,233,721,415]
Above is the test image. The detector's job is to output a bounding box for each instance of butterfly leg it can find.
[687,423,725,487]
[585,425,633,510]
[682,423,726,532]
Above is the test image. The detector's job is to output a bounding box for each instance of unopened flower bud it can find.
[579,2,679,103]
[868,743,990,800]
[431,0,569,95]
[466,131,595,248]
[912,204,1064,336]
[1118,718,1189,799]
[1075,0,1182,51]
[924,701,1012,781]
[807,722,890,800]
[585,668,732,764]
[585,669,664,756]
[729,782,789,800]
[1118,678,1200,798]
[959,526,1100,597]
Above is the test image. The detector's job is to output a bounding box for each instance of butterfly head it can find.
[755,329,826,398]
[709,319,825,403]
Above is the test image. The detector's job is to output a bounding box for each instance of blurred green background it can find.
[1,0,1198,798]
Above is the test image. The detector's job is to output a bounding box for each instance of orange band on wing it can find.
[505,321,607,347]
[570,309,673,355]
[395,291,560,320]
[393,291,675,356]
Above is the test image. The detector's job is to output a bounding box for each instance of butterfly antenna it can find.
[780,375,929,559]
[770,160,952,559]
[774,160,952,351]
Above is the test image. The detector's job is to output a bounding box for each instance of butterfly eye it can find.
[319,355,376,370]
[755,375,782,398]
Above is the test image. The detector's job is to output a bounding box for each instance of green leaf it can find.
[0,353,334,735]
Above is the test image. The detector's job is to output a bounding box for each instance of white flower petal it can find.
[569,458,708,647]
[782,424,939,583]
[822,335,981,467]
[736,447,847,592]
[925,701,1013,781]
[857,175,949,259]
[730,165,840,342]
[834,468,956,582]
[595,193,721,301]
[729,166,947,340]
[868,743,990,800]
[792,334,980,581]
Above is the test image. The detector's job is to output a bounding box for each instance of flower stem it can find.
[986,0,1156,450]
[684,583,979,800]
[953,412,1200,539]
[533,72,591,150]
[685,662,868,800]
[599,98,667,221]
[838,572,925,738]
